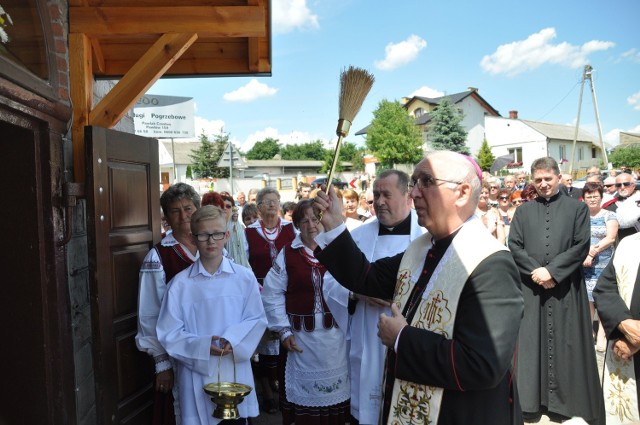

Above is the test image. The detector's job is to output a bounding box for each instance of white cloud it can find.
[603,125,640,147]
[604,128,621,146]
[374,35,427,71]
[193,116,225,138]
[480,28,615,77]
[410,86,444,98]
[620,48,640,63]
[272,0,319,34]
[628,90,640,111]
[239,127,326,152]
[223,79,278,102]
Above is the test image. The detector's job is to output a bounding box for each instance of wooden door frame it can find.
[0,80,76,424]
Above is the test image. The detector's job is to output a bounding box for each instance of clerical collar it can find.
[431,225,462,252]
[378,213,412,236]
[541,190,561,202]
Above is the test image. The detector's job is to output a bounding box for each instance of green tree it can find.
[320,141,366,173]
[280,140,327,160]
[189,130,230,178]
[365,99,424,168]
[186,164,193,179]
[427,97,469,154]
[476,139,495,172]
[246,137,281,160]
[609,144,640,169]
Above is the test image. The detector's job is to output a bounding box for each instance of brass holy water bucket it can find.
[203,350,253,419]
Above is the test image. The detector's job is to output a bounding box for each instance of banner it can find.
[134,94,195,138]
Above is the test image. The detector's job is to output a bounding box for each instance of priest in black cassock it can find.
[313,150,524,425]
[509,156,604,424]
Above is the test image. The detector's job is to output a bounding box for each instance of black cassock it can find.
[316,229,524,425]
[509,192,604,424]
[593,248,640,414]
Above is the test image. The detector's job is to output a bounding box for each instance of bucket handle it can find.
[216,344,237,384]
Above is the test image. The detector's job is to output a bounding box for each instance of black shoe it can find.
[522,411,541,422]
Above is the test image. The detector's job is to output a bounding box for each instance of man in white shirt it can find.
[323,170,424,425]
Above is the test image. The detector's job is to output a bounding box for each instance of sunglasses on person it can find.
[498,196,510,200]
[367,200,374,205]
[604,184,614,188]
[616,182,633,188]
[512,199,524,205]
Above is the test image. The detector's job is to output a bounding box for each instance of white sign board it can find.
[134,94,195,138]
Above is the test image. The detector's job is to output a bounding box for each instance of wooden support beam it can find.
[90,38,105,74]
[68,33,93,183]
[70,6,265,37]
[89,33,198,129]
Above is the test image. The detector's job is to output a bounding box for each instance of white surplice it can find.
[322,210,424,424]
[157,257,267,425]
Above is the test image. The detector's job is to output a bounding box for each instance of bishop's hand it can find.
[378,303,408,349]
[314,186,344,231]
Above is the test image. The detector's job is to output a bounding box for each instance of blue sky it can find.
[149,0,640,154]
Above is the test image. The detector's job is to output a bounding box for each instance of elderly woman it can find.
[582,181,619,351]
[476,182,506,245]
[262,200,350,425]
[497,188,513,235]
[245,187,296,413]
[136,182,201,425]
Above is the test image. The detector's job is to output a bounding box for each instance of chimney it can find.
[467,87,478,92]
[509,110,518,119]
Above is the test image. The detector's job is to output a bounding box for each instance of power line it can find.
[537,79,581,121]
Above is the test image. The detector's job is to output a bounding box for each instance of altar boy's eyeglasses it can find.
[194,232,226,242]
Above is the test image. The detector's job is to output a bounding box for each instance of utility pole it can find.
[569,64,607,174]
[228,142,234,195]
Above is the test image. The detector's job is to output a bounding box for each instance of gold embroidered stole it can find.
[387,218,507,425]
[602,235,640,425]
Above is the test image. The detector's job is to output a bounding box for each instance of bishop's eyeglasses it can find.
[408,174,462,190]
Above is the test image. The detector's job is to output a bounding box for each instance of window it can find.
[578,147,584,161]
[508,147,522,162]
[0,0,49,80]
[559,145,566,160]
[414,108,424,118]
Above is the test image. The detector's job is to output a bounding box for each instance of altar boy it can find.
[157,205,267,425]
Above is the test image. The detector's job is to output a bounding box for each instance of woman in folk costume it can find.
[262,199,350,425]
[136,183,201,425]
[244,187,296,413]
[593,202,640,425]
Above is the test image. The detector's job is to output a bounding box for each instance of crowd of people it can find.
[134,154,640,425]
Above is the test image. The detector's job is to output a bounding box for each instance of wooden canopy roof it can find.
[68,0,271,182]
[69,0,271,78]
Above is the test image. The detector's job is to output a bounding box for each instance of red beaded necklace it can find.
[298,245,322,268]
[259,218,281,240]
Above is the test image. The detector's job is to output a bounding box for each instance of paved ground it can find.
[248,347,606,425]
[251,385,282,425]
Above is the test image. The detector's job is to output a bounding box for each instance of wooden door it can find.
[86,126,160,424]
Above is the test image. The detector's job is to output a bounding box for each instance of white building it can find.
[485,111,605,173]
[356,87,501,156]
